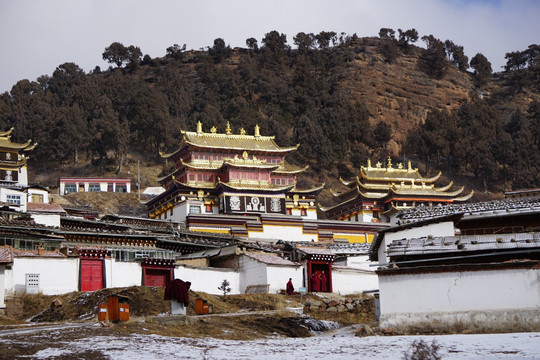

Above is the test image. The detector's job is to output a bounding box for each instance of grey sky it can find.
[1,0,539,93]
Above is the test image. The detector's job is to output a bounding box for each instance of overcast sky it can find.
[1,0,539,94]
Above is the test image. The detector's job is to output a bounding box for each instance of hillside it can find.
[3,33,539,208]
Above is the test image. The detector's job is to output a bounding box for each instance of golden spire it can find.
[407,160,412,171]
[196,121,203,134]
[367,159,372,168]
[226,122,232,135]
[387,157,392,168]
[254,124,260,137]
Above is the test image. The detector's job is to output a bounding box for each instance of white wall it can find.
[378,267,540,331]
[5,257,79,295]
[266,265,303,294]
[0,266,5,308]
[30,214,61,228]
[174,265,240,295]
[253,224,316,242]
[239,256,268,293]
[378,221,455,264]
[332,266,379,295]
[27,188,49,204]
[0,188,26,212]
[105,259,141,288]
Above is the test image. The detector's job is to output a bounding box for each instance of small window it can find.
[88,184,101,192]
[7,194,21,205]
[64,184,77,194]
[189,174,195,181]
[300,208,307,216]
[189,205,201,214]
[115,184,127,192]
[286,208,292,215]
[31,194,44,203]
[205,204,213,213]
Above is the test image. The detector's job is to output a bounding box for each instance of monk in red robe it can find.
[286,278,294,295]
[311,271,320,292]
[320,271,327,292]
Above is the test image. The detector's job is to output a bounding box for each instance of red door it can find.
[80,259,104,291]
[144,268,170,287]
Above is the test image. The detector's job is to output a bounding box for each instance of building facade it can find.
[321,158,474,224]
[59,178,131,194]
[147,122,323,222]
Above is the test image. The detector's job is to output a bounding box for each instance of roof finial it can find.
[226,122,232,135]
[254,124,260,137]
[196,121,203,134]
[387,157,392,168]
[407,160,412,171]
[367,159,372,168]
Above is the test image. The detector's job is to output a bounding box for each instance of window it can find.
[7,195,21,205]
[189,205,201,214]
[300,208,307,216]
[286,208,292,215]
[115,184,127,192]
[88,184,101,192]
[64,184,77,194]
[31,194,44,203]
[107,183,114,192]
[205,204,213,213]
[189,174,195,181]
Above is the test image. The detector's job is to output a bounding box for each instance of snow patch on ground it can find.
[19,330,540,360]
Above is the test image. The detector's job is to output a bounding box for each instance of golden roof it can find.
[359,158,441,183]
[289,183,325,194]
[0,131,37,151]
[218,180,295,192]
[161,122,299,158]
[273,160,309,174]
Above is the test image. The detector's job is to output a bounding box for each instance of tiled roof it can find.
[13,249,66,258]
[244,252,299,266]
[182,131,298,153]
[0,246,13,263]
[27,202,67,214]
[398,197,540,223]
[386,232,540,258]
[296,246,334,256]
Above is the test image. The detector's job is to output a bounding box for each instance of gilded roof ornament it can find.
[387,157,392,168]
[226,122,232,135]
[240,127,246,135]
[254,124,260,137]
[398,162,403,169]
[197,121,203,134]
[376,161,382,168]
[210,126,217,133]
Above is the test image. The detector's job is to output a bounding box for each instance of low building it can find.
[59,177,131,194]
[370,197,540,333]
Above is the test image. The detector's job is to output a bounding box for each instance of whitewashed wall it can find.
[175,265,240,295]
[30,214,61,228]
[266,265,303,294]
[253,224,316,242]
[238,256,267,293]
[0,266,6,308]
[105,260,141,288]
[5,258,79,295]
[378,221,455,264]
[378,267,540,331]
[332,266,378,295]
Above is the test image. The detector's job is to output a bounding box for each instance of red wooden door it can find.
[144,268,170,287]
[80,259,103,291]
